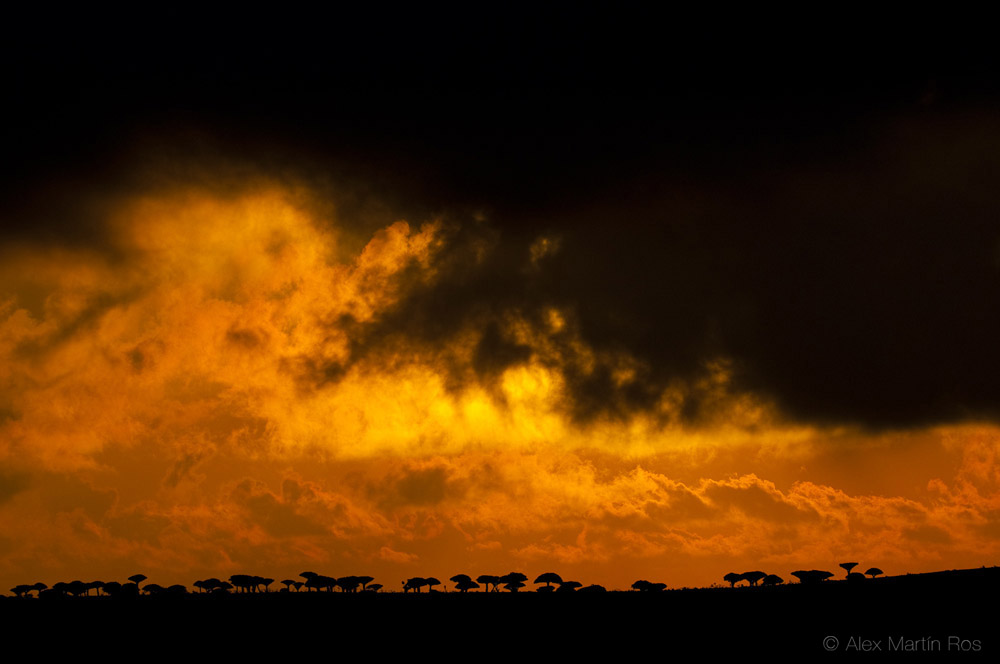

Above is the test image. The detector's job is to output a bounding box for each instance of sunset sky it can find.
[3,12,1000,592]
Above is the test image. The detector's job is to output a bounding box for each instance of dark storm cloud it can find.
[5,15,1000,431]
[512,111,1000,431]
[0,467,30,505]
[289,219,537,389]
[712,115,1000,428]
[293,109,1000,431]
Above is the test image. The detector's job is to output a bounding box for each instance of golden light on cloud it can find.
[3,180,1000,593]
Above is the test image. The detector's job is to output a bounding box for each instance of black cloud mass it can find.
[4,9,1000,431]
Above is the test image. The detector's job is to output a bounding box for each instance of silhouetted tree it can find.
[229,575,253,593]
[762,574,783,586]
[631,580,665,592]
[67,580,88,598]
[198,578,224,593]
[534,572,563,589]
[300,572,319,591]
[450,574,472,586]
[476,575,500,592]
[318,575,338,592]
[865,567,883,579]
[579,584,607,593]
[367,583,383,593]
[304,574,337,592]
[840,562,858,578]
[280,579,297,592]
[499,572,527,592]
[10,584,33,598]
[455,578,480,592]
[723,572,743,588]
[403,577,427,593]
[451,575,480,592]
[556,581,582,592]
[337,576,362,593]
[357,575,375,591]
[128,574,147,590]
[741,571,767,587]
[791,570,835,584]
[631,580,666,591]
[425,577,442,592]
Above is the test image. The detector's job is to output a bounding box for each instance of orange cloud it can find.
[3,182,1000,592]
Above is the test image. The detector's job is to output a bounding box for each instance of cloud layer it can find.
[3,174,1000,590]
[4,23,1000,589]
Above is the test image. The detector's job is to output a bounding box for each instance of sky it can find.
[2,12,1000,592]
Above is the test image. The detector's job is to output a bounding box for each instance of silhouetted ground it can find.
[3,567,995,658]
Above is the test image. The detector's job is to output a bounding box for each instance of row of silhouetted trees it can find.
[723,562,885,588]
[9,570,669,598]
[9,562,889,598]
[405,572,642,593]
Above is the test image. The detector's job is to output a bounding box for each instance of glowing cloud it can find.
[3,180,1000,591]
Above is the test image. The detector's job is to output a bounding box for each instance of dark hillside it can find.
[3,567,994,657]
